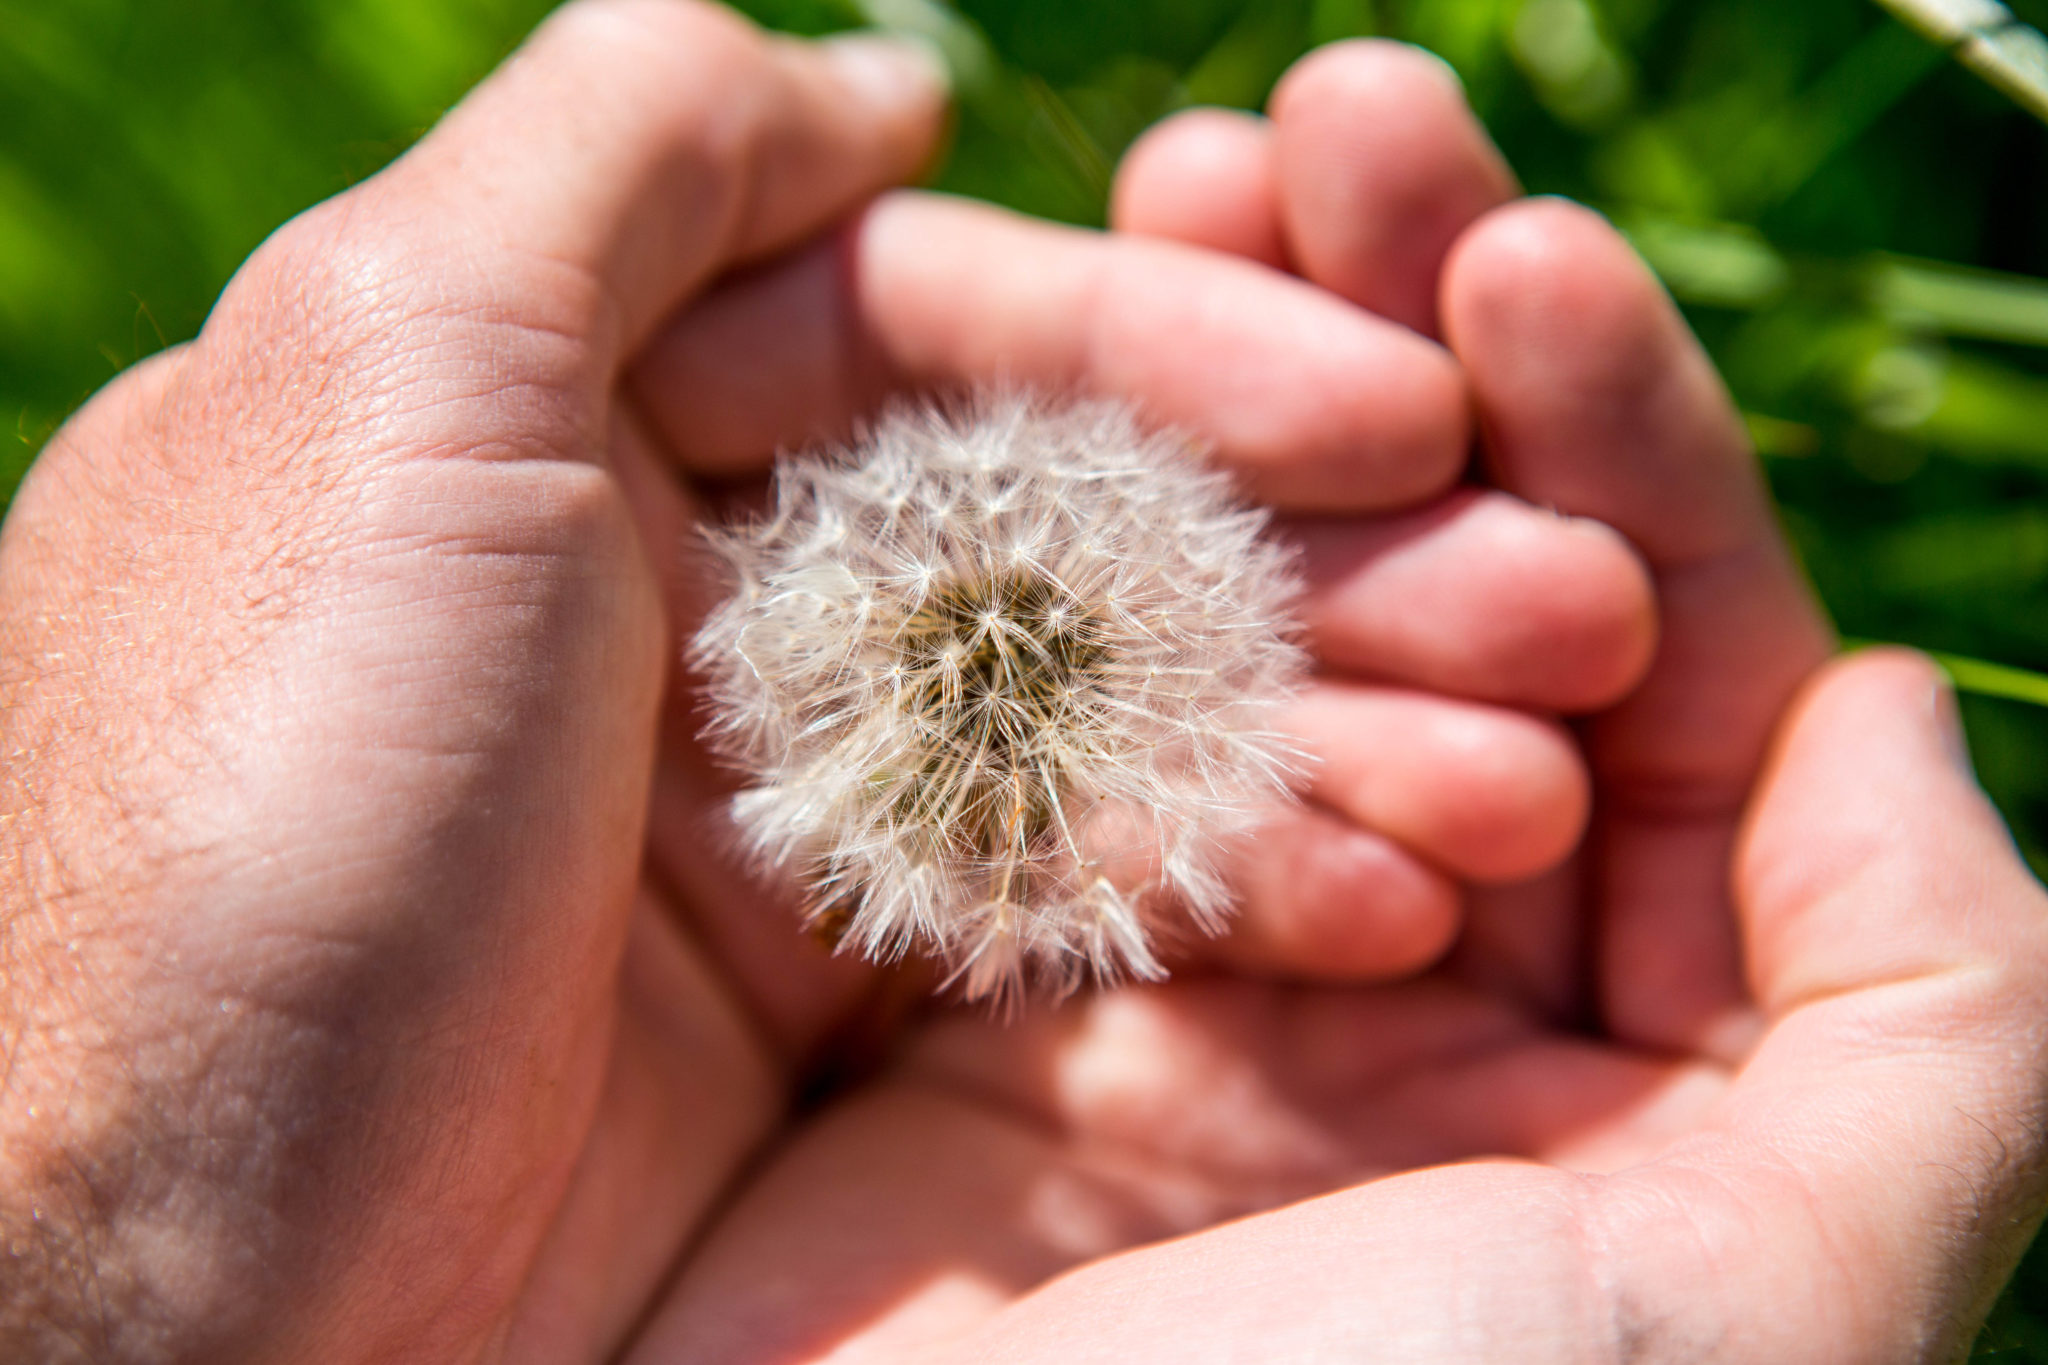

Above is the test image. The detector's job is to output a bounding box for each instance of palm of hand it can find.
[619,967,1715,1363]
[606,653,1737,1364]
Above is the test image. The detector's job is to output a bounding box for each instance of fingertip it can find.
[809,29,954,175]
[1208,313,1467,508]
[1442,198,1688,401]
[1297,686,1593,885]
[1271,39,1517,336]
[1386,341,1473,501]
[1757,648,1980,812]
[1441,198,1633,361]
[1222,807,1463,980]
[1112,108,1288,269]
[816,29,953,107]
[1270,39,1484,198]
[1547,514,1662,706]
[1273,37,1470,110]
[1929,661,1975,776]
[1442,195,1762,567]
[370,0,953,355]
[1838,644,1949,694]
[1453,711,1592,883]
[1446,193,1612,257]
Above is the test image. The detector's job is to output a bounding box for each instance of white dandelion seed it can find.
[691,392,1308,1003]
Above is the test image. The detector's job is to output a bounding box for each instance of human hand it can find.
[604,43,2048,1364]
[0,8,1659,1362]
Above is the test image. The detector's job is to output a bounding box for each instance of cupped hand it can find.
[0,8,1655,1364]
[608,41,2048,1365]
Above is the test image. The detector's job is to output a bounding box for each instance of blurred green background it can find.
[6,0,2048,1351]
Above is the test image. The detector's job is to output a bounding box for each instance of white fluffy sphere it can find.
[691,394,1307,1001]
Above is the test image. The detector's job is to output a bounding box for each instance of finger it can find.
[1599,650,2048,1361]
[630,192,1471,511]
[1288,488,1657,712]
[269,1,945,362]
[1210,804,1462,981]
[1292,683,1591,885]
[1444,200,1830,792]
[1110,108,1290,269]
[1442,199,1834,1053]
[1271,40,1518,336]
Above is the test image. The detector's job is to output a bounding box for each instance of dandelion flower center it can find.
[895,571,1105,862]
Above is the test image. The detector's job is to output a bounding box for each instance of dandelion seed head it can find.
[691,393,1308,1003]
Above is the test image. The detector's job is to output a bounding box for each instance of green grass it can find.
[7,0,2048,1352]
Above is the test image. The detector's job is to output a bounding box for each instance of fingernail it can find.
[1932,673,1976,776]
[821,31,953,108]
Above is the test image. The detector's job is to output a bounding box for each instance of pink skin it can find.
[0,11,2039,1365]
[632,40,2047,1365]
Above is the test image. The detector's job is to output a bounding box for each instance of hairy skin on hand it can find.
[0,217,647,1358]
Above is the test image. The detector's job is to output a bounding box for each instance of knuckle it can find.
[222,195,435,361]
[199,188,575,474]
[197,203,452,480]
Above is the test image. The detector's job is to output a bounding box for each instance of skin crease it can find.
[0,11,2042,1365]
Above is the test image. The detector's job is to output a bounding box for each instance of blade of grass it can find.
[1871,0,2048,124]
[1849,638,2048,708]
[1626,212,2048,349]
[1018,73,1112,201]
[1872,255,2048,348]
[1934,652,2048,708]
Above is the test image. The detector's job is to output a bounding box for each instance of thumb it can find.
[1601,649,2048,1362]
[1737,647,2045,1013]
